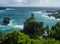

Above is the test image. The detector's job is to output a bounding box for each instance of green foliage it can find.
[0,31,3,38]
[44,26,50,35]
[0,30,60,44]
[3,31,30,44]
[30,38,60,44]
[51,21,60,40]
[57,14,60,17]
[27,18,36,23]
[0,31,5,44]
[0,31,4,40]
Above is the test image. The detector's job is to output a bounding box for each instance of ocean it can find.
[0,7,60,34]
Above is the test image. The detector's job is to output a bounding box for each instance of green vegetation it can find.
[50,21,60,40]
[0,31,60,44]
[58,14,60,16]
[2,31,30,44]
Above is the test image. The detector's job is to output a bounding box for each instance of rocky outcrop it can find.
[3,18,10,25]
[23,13,44,38]
[0,7,6,10]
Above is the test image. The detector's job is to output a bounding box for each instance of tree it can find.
[51,21,60,40]
[3,31,30,44]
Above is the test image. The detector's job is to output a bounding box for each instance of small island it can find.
[2,17,10,25]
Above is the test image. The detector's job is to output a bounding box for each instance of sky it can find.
[0,0,60,7]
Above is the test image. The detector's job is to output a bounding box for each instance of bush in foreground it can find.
[1,31,60,44]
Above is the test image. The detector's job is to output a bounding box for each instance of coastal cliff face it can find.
[23,14,44,38]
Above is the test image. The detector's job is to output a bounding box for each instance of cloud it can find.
[13,0,28,4]
[0,0,60,7]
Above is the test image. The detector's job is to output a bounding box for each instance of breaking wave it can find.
[8,19,23,29]
[33,11,60,21]
[5,8,15,10]
[0,19,23,30]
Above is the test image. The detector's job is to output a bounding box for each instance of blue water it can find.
[0,7,59,34]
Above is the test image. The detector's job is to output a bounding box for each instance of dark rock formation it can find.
[23,13,44,38]
[48,13,60,18]
[0,7,6,10]
[47,10,60,18]
[3,18,10,25]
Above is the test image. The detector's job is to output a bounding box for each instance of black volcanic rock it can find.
[3,18,10,25]
[0,7,6,10]
[48,14,60,18]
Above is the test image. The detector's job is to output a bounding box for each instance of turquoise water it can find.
[0,7,59,34]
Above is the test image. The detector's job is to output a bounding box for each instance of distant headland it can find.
[0,7,6,10]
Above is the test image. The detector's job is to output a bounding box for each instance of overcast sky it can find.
[0,0,60,7]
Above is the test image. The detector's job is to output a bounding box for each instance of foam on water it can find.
[32,11,60,29]
[5,8,15,10]
[13,25,23,29]
[41,15,49,18]
[8,19,14,26]
[0,10,5,13]
[32,10,47,13]
[49,16,55,19]
[0,19,23,31]
[33,11,60,20]
[0,25,8,28]
[8,19,23,29]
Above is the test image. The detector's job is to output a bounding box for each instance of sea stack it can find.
[3,18,10,25]
[23,13,44,38]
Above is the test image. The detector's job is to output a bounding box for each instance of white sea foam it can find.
[0,19,24,29]
[33,11,60,21]
[0,10,5,13]
[32,11,42,14]
[42,15,49,18]
[42,14,59,20]
[8,19,23,29]
[13,25,23,29]
[56,19,60,21]
[49,16,55,19]
[8,19,14,26]
[0,25,23,31]
[5,8,15,10]
[0,25,8,27]
[0,8,15,13]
